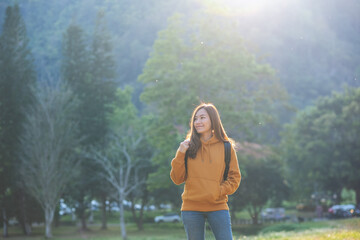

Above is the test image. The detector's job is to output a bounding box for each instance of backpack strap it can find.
[184,150,189,179]
[184,141,231,181]
[223,141,231,181]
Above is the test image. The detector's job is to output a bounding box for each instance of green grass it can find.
[259,220,331,234]
[3,218,360,239]
[237,218,360,240]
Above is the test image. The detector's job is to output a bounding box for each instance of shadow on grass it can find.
[232,224,266,235]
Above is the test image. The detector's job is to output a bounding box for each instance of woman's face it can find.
[194,108,212,136]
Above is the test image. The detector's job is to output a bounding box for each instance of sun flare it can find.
[196,0,292,17]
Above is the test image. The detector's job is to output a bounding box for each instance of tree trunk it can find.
[129,193,147,231]
[81,214,87,231]
[119,197,127,240]
[79,201,88,231]
[355,187,360,207]
[129,195,138,228]
[19,192,31,235]
[248,206,260,225]
[44,206,54,238]
[2,208,8,238]
[252,212,259,225]
[137,190,148,231]
[137,205,144,231]
[230,207,237,222]
[54,205,60,227]
[24,222,32,236]
[101,194,107,230]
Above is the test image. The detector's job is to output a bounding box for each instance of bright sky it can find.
[196,0,296,17]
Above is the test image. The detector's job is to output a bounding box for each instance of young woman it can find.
[170,103,241,240]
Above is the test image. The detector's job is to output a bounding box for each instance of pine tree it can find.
[61,17,117,230]
[61,23,93,231]
[89,10,117,230]
[0,4,36,237]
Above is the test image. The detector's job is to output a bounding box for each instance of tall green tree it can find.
[61,23,93,230]
[0,4,36,237]
[282,87,360,204]
[89,10,117,229]
[230,143,288,224]
[61,17,117,230]
[138,13,287,193]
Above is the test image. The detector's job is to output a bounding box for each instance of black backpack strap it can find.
[223,141,231,181]
[184,150,189,179]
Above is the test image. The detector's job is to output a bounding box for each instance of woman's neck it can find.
[200,131,213,142]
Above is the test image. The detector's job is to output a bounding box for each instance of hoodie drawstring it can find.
[201,144,204,162]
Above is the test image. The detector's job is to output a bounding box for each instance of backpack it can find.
[184,141,231,181]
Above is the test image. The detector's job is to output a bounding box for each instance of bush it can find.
[296,203,316,212]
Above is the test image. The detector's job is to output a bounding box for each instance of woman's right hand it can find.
[179,139,190,153]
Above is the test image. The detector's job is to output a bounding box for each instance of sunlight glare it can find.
[196,0,293,17]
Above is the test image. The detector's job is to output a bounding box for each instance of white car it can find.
[328,204,355,218]
[261,208,286,220]
[154,213,181,223]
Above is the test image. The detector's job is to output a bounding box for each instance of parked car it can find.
[154,213,181,223]
[328,204,355,219]
[59,199,72,216]
[353,207,360,217]
[261,208,286,220]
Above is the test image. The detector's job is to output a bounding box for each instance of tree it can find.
[282,87,360,205]
[61,18,117,230]
[61,22,93,230]
[90,87,152,239]
[0,4,36,237]
[138,13,287,192]
[89,11,118,229]
[19,80,81,238]
[230,143,288,224]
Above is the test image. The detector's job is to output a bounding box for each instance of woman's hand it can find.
[178,139,190,153]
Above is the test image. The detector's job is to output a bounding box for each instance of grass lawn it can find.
[238,218,360,240]
[3,218,360,239]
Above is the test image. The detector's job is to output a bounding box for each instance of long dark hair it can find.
[186,103,230,158]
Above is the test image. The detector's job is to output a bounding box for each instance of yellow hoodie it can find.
[170,136,241,212]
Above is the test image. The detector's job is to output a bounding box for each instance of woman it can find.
[170,103,241,240]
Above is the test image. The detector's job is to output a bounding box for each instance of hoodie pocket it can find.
[183,178,220,204]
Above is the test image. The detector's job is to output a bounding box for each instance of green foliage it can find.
[0,3,36,231]
[62,18,117,145]
[139,13,287,201]
[1,0,358,111]
[0,3,35,173]
[139,13,286,140]
[61,17,117,229]
[108,86,138,131]
[282,87,360,203]
[230,148,289,223]
[107,85,154,174]
[341,188,356,205]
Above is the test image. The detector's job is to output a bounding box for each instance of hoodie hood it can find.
[200,135,220,163]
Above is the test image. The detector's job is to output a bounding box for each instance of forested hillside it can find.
[0,0,359,109]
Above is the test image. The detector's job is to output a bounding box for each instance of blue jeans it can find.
[181,210,233,240]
